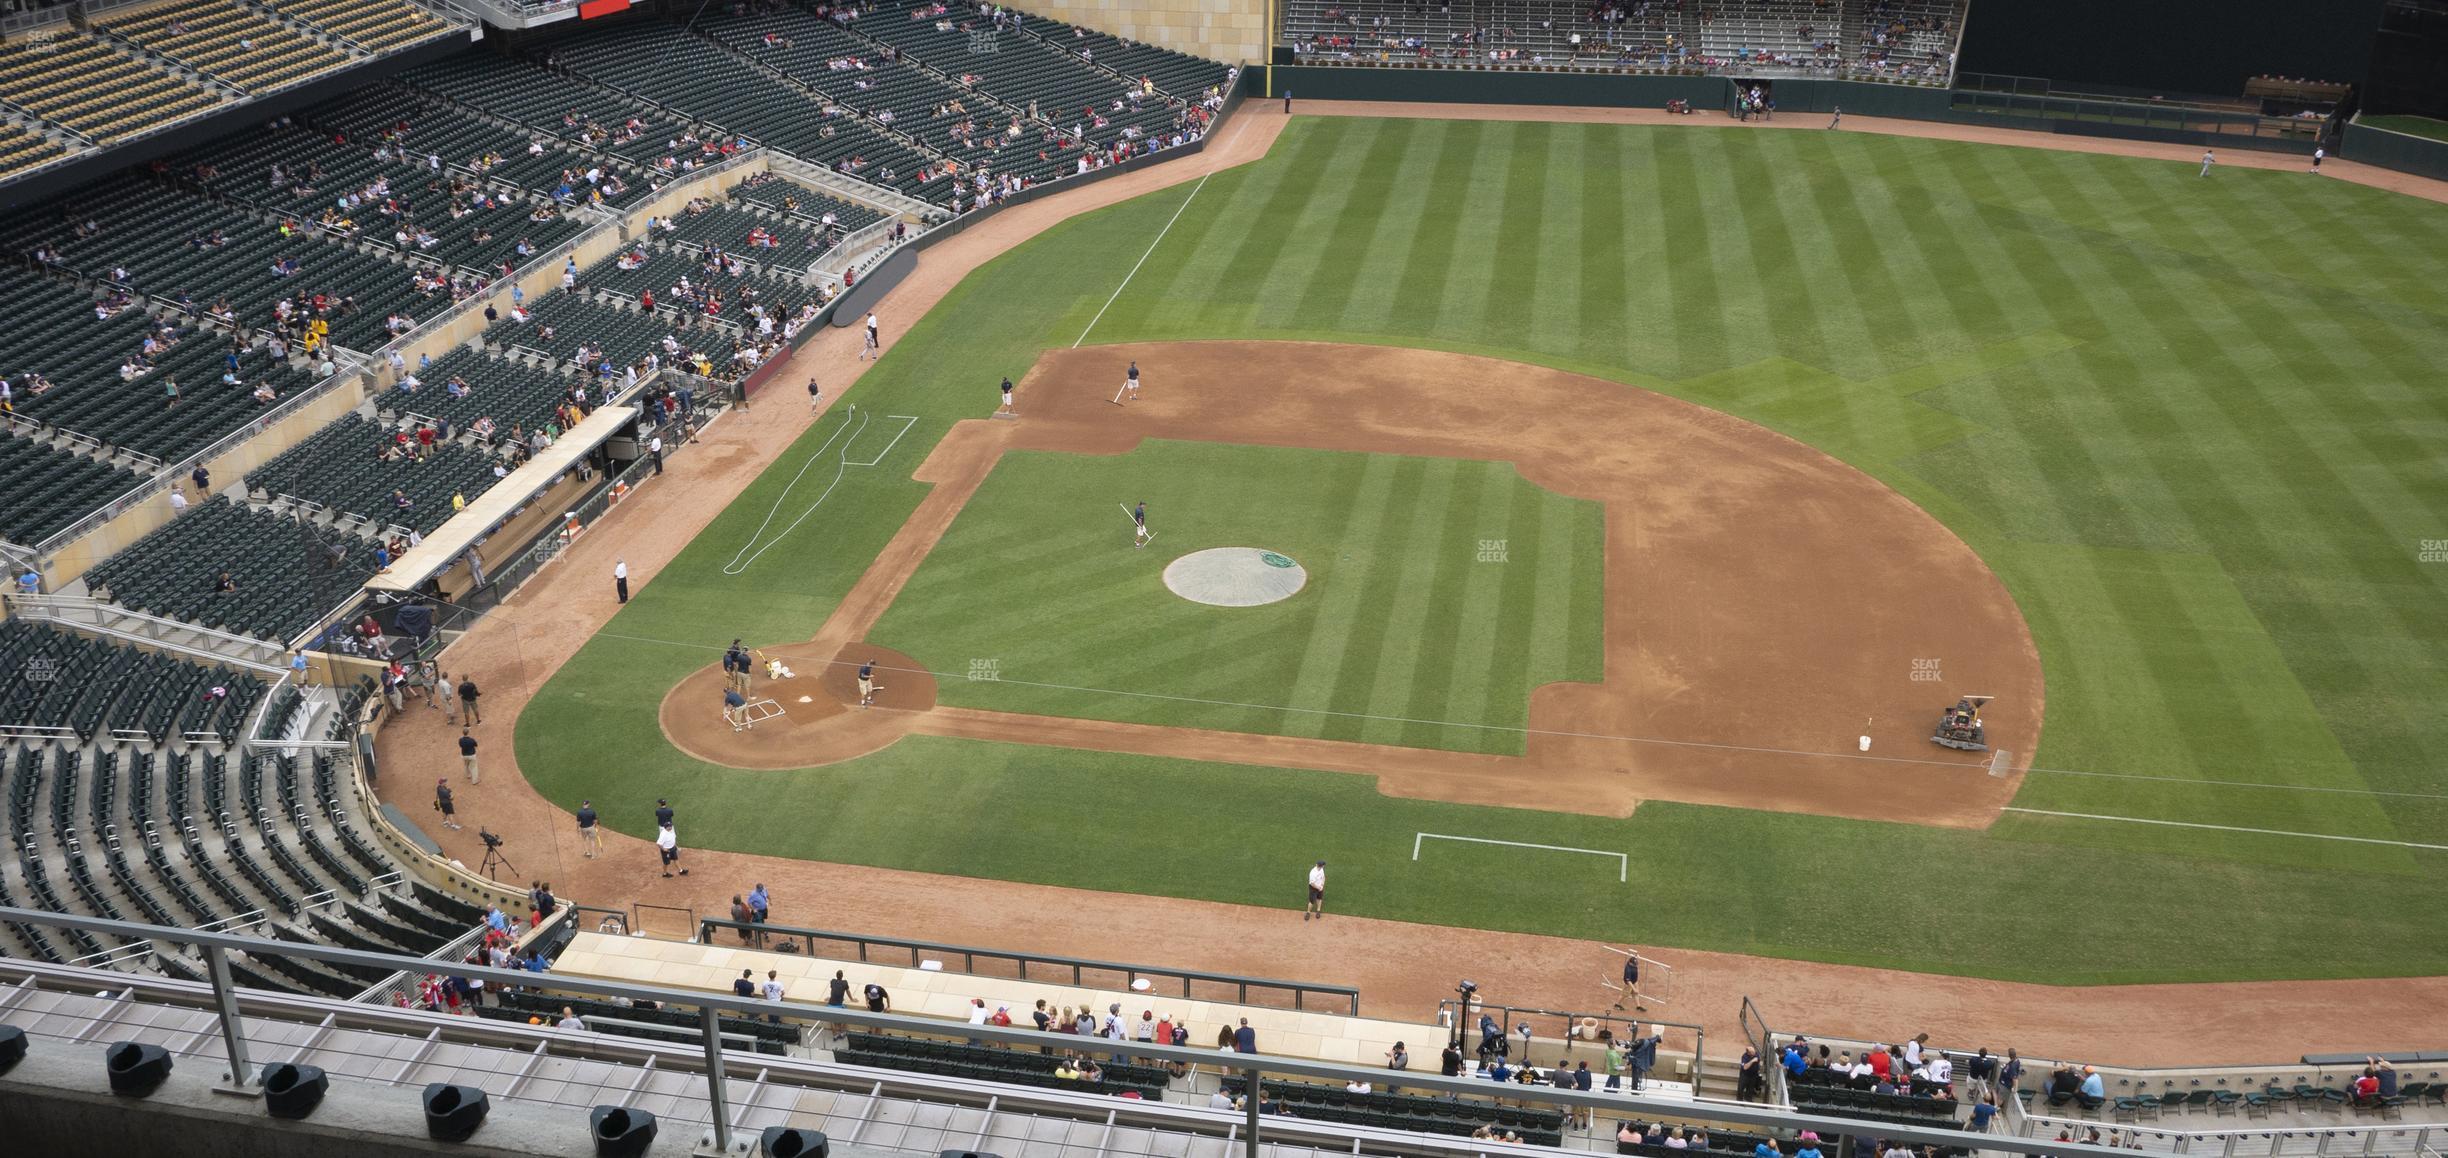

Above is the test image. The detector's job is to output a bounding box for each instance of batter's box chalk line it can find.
[1412,832,1629,883]
[722,406,921,576]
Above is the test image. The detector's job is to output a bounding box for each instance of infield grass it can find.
[869,441,1605,754]
[517,116,2448,983]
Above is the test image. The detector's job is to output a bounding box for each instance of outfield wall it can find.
[2344,120,2448,181]
[1261,66,2323,154]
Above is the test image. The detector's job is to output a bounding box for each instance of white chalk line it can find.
[720,408,920,576]
[2001,808,2448,852]
[1413,832,1627,883]
[1073,170,1210,349]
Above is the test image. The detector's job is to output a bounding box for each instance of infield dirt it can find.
[662,341,2043,830]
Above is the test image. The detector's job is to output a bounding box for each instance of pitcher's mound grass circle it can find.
[1163,547,1308,607]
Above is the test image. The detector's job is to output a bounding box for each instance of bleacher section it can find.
[396,51,700,168]
[0,437,143,546]
[729,169,891,233]
[262,0,454,55]
[483,289,710,372]
[841,1030,1169,1098]
[0,120,69,180]
[101,0,355,96]
[1280,0,1961,83]
[0,261,321,464]
[0,31,222,142]
[382,346,586,436]
[0,619,262,744]
[0,620,483,988]
[1218,1073,1567,1145]
[1018,14,1238,98]
[84,496,380,642]
[244,414,503,534]
[539,22,940,200]
[485,987,803,1055]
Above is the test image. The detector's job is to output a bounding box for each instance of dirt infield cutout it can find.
[664,341,2044,830]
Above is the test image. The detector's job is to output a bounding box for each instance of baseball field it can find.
[513,114,2448,986]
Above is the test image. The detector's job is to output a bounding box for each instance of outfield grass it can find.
[2361,115,2448,144]
[517,117,2448,983]
[869,442,1605,755]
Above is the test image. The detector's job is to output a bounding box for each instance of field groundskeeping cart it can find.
[1932,694,1992,751]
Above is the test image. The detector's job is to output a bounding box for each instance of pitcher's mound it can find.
[1163,547,1307,607]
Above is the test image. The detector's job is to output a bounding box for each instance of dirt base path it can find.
[372,101,2446,1067]
[666,341,2042,829]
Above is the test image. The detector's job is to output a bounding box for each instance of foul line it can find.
[720,408,920,576]
[2001,808,2448,852]
[1073,171,1209,349]
[1414,833,1627,882]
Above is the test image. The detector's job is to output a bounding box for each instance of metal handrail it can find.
[0,903,2158,1158]
[696,916,1361,1015]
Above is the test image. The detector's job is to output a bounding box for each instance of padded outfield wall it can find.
[2344,119,2448,180]
[1258,66,2324,155]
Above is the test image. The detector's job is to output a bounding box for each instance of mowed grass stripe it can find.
[1335,120,1465,335]
[1281,453,1405,740]
[1320,456,1435,745]
[1653,131,1733,377]
[1405,461,1518,749]
[1354,457,1465,747]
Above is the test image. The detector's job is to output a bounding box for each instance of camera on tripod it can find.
[479,829,503,849]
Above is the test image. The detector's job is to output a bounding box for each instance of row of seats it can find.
[483,290,715,373]
[244,413,504,534]
[0,435,141,546]
[263,0,452,54]
[85,496,383,642]
[102,0,354,96]
[840,1030,1168,1099]
[0,619,263,744]
[1017,14,1236,98]
[1280,0,1960,82]
[493,985,802,1050]
[384,346,588,437]
[395,51,698,167]
[537,22,939,200]
[728,170,891,233]
[0,32,222,142]
[0,273,320,465]
[0,120,69,181]
[1218,1073,1566,1145]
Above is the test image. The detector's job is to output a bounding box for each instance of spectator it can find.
[2078,1066,2106,1107]
[863,979,891,1014]
[733,969,757,999]
[557,1006,585,1031]
[826,970,850,1007]
[2372,1057,2400,1099]
[1233,1018,1256,1052]
[762,971,787,1024]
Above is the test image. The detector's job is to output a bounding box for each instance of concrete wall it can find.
[1032,0,1269,66]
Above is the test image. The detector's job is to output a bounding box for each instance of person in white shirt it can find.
[557,1007,585,1031]
[614,558,629,603]
[1304,859,1327,921]
[168,489,188,514]
[967,999,991,1026]
[761,971,787,1024]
